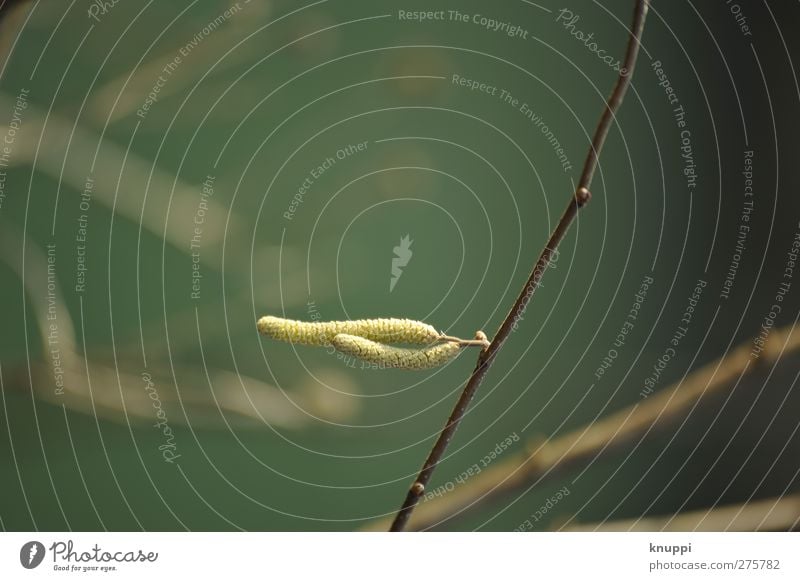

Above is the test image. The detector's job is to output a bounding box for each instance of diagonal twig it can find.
[389,0,651,531]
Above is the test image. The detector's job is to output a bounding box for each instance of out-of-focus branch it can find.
[365,324,799,531]
[563,493,800,531]
[0,219,359,429]
[0,93,232,261]
[87,2,272,124]
[0,0,30,66]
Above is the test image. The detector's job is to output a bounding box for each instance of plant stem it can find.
[389,0,650,532]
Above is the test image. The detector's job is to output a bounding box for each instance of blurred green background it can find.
[1,0,798,531]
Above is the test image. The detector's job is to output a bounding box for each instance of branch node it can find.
[411,482,425,495]
[576,187,592,207]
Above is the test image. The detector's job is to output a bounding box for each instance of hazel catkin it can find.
[256,315,441,346]
[331,333,462,370]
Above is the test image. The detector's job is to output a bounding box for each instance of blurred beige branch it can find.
[0,0,30,66]
[0,92,232,262]
[563,493,800,532]
[364,324,800,530]
[87,1,271,124]
[17,358,359,430]
[1,219,358,429]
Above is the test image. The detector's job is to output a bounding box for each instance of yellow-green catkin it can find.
[331,334,462,370]
[256,315,440,346]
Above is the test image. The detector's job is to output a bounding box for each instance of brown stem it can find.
[389,0,651,531]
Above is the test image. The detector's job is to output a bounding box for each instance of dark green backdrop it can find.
[1,0,798,531]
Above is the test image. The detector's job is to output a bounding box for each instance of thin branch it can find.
[367,324,799,531]
[389,0,651,531]
[563,493,800,532]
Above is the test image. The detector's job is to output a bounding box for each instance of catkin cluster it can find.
[257,315,485,370]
